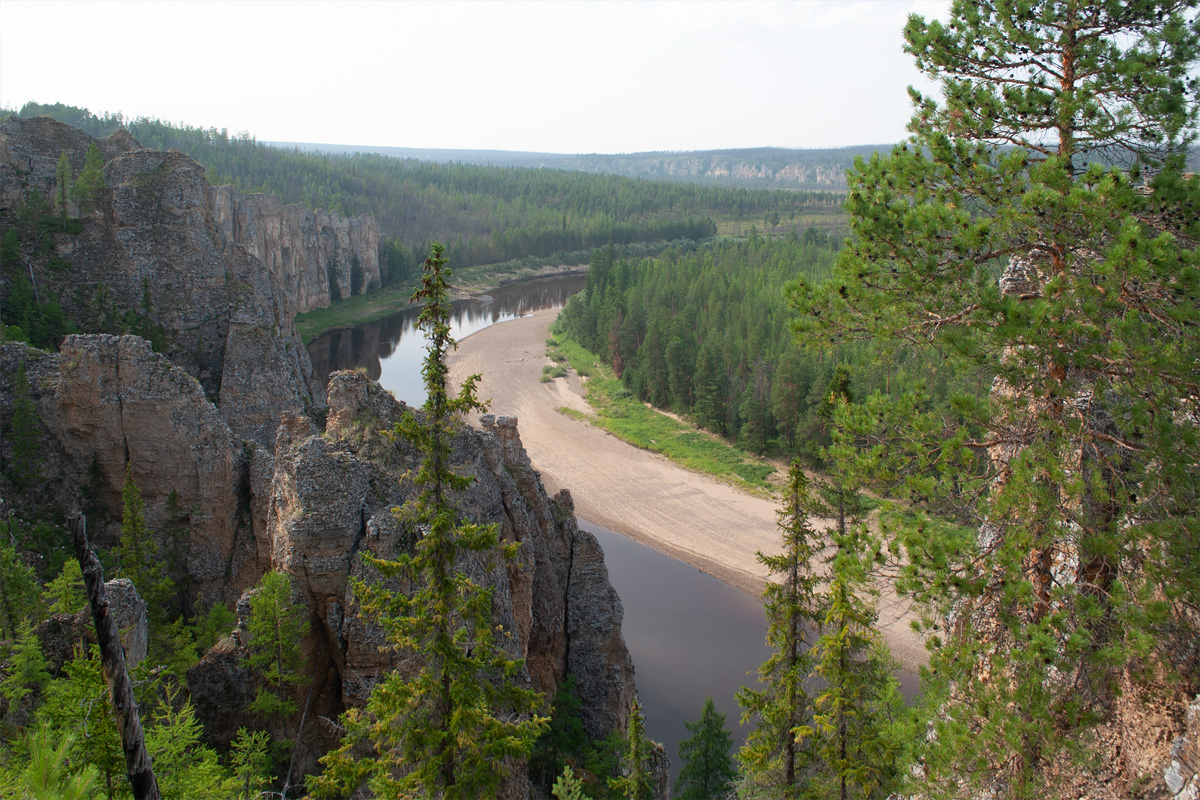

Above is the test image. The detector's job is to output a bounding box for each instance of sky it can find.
[0,0,949,155]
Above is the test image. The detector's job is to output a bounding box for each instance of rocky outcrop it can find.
[35,577,149,671]
[1,116,652,793]
[51,335,248,601]
[1167,696,1200,799]
[191,371,639,783]
[209,187,379,314]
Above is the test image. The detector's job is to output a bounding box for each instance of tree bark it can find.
[70,513,161,800]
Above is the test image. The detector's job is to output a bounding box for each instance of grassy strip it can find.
[295,264,588,343]
[551,334,776,491]
[294,286,417,344]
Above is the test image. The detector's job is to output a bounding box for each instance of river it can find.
[308,272,910,783]
[308,273,588,406]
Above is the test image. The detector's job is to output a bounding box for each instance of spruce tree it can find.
[737,460,822,798]
[312,243,547,799]
[609,698,652,800]
[674,697,736,800]
[791,1,1200,794]
[799,527,906,800]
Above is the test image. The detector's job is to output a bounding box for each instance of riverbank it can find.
[446,307,929,671]
[294,263,588,343]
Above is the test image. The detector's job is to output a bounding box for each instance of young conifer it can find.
[737,459,822,798]
[312,243,547,799]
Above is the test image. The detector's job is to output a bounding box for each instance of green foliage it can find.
[37,645,125,795]
[229,727,273,800]
[797,527,907,800]
[608,699,652,800]
[144,684,233,799]
[42,559,86,616]
[737,461,822,798]
[0,620,50,717]
[2,719,100,800]
[790,1,1200,794]
[118,465,175,634]
[70,144,104,215]
[190,599,235,653]
[554,239,974,462]
[312,243,547,799]
[530,674,588,791]
[0,276,75,350]
[15,102,839,277]
[553,764,587,800]
[54,152,71,221]
[246,570,309,721]
[550,334,774,489]
[674,697,736,800]
[0,539,38,641]
[6,365,43,494]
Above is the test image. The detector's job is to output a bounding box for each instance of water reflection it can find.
[308,273,587,405]
[583,520,770,784]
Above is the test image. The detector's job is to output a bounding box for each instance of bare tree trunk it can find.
[71,513,161,800]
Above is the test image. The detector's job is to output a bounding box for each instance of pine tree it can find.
[5,719,100,800]
[312,243,547,799]
[37,646,124,798]
[7,364,42,495]
[0,619,50,718]
[552,765,587,800]
[674,697,736,800]
[737,460,822,798]
[790,1,1200,794]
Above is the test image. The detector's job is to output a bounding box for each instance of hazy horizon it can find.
[0,0,949,155]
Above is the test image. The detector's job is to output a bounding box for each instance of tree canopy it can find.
[791,0,1200,794]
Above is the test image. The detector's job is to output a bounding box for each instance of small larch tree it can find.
[70,143,104,215]
[246,570,309,723]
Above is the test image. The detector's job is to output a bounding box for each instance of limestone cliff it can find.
[187,372,638,785]
[209,186,380,314]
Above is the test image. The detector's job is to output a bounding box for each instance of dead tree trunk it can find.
[70,513,161,800]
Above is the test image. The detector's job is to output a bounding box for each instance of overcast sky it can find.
[0,0,948,154]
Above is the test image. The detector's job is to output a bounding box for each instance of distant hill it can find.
[269,140,1200,190]
[266,142,890,190]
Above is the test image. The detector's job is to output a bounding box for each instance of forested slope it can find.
[2,103,844,285]
[553,233,986,459]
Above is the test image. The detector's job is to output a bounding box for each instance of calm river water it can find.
[309,272,913,782]
[308,273,588,406]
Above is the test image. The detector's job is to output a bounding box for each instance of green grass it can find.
[553,335,776,491]
[294,285,418,343]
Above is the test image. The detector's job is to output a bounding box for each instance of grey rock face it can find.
[209,186,380,315]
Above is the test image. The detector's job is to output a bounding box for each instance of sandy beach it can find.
[447,307,927,670]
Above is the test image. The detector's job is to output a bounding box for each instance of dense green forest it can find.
[553,233,984,460]
[2,103,844,283]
